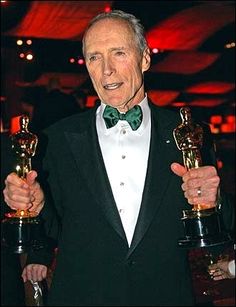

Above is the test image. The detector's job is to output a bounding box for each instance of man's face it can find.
[84,18,150,112]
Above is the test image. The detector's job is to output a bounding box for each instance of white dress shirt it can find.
[96,96,151,246]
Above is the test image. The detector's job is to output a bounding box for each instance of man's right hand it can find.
[22,263,48,283]
[3,170,45,214]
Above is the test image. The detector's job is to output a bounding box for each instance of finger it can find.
[34,265,47,281]
[3,193,32,210]
[4,174,33,205]
[5,173,29,188]
[42,267,47,279]
[21,268,27,283]
[213,276,224,280]
[182,166,217,182]
[26,170,38,186]
[183,185,218,200]
[212,270,227,280]
[213,269,222,277]
[216,261,229,272]
[28,265,38,282]
[209,263,217,269]
[182,187,218,205]
[182,176,219,192]
[35,267,43,281]
[37,266,47,281]
[183,193,216,208]
[187,192,217,206]
[27,183,45,213]
[31,266,39,282]
[25,265,34,282]
[171,163,187,177]
[212,274,223,280]
[3,187,34,211]
[3,186,32,204]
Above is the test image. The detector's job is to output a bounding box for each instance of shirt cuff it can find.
[228,260,235,277]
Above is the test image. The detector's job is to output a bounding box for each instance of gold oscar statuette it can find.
[2,115,44,253]
[173,107,231,248]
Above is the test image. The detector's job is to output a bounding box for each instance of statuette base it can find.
[178,208,232,248]
[1,216,44,254]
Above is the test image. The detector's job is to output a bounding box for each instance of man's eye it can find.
[89,55,97,62]
[116,51,125,56]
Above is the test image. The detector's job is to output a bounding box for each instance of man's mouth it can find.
[103,82,123,90]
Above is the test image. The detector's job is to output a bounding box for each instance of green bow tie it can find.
[103,105,143,131]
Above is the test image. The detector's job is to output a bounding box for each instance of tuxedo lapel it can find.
[127,106,178,258]
[65,118,127,244]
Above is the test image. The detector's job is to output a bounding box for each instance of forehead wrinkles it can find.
[84,19,136,53]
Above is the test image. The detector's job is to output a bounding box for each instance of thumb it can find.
[26,170,38,186]
[171,162,187,178]
[21,269,27,283]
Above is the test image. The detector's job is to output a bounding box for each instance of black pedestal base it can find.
[1,216,45,254]
[178,232,232,248]
[178,207,232,248]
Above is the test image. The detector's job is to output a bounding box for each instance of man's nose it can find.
[103,59,115,76]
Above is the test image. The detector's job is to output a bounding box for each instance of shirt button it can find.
[121,129,126,135]
[120,182,124,186]
[121,155,126,159]
[119,209,124,214]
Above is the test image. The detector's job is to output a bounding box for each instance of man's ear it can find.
[142,47,151,72]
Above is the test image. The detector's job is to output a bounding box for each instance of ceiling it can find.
[1,0,235,111]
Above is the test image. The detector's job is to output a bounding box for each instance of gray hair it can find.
[82,10,148,56]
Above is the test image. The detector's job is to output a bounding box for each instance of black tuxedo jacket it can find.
[37,101,231,306]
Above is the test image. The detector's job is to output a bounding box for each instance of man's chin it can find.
[102,97,125,108]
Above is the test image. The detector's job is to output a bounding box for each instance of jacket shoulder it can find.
[148,100,181,128]
[44,107,96,135]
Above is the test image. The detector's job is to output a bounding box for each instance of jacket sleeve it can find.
[201,122,235,255]
[25,236,57,267]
